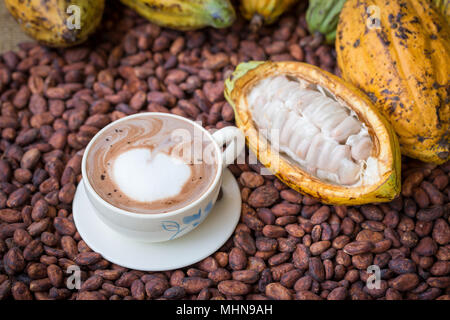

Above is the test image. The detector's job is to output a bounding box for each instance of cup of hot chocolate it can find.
[81,112,245,242]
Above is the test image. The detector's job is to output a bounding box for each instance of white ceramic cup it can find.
[81,112,245,243]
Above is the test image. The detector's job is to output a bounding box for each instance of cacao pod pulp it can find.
[336,0,450,164]
[225,61,401,205]
[5,0,105,47]
[120,0,236,30]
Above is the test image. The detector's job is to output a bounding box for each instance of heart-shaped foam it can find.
[112,148,192,203]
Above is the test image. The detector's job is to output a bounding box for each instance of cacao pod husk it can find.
[306,0,346,44]
[4,0,105,48]
[336,0,450,164]
[239,0,299,31]
[120,0,236,30]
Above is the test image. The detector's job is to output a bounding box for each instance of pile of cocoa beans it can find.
[0,4,448,300]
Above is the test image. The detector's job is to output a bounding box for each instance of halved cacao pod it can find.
[225,61,401,205]
[336,0,450,164]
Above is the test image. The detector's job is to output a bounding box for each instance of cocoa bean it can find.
[58,184,76,204]
[229,247,247,271]
[23,239,44,261]
[417,206,443,221]
[430,261,450,276]
[402,170,424,197]
[209,268,231,283]
[53,217,76,236]
[77,291,106,300]
[47,264,63,287]
[310,241,331,256]
[271,202,301,217]
[389,274,419,291]
[30,278,52,292]
[256,237,278,252]
[309,257,325,282]
[0,280,11,300]
[81,275,104,291]
[218,280,251,296]
[60,236,78,260]
[285,224,305,238]
[242,212,264,231]
[232,270,259,284]
[262,225,287,238]
[27,218,50,236]
[11,281,32,300]
[415,237,438,256]
[293,244,310,270]
[266,282,292,300]
[389,258,417,274]
[7,188,30,208]
[234,231,256,255]
[130,279,145,300]
[432,219,450,245]
[280,269,302,288]
[180,277,212,294]
[4,247,26,273]
[13,228,32,247]
[74,252,102,265]
[257,208,275,225]
[95,270,122,281]
[427,277,450,288]
[144,277,169,298]
[239,172,264,189]
[310,206,330,225]
[421,181,444,205]
[248,186,280,208]
[343,241,374,255]
[268,252,291,266]
[295,291,322,300]
[327,287,347,300]
[26,263,47,279]
[0,209,21,223]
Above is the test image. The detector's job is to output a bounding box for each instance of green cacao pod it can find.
[306,0,347,43]
[432,0,450,24]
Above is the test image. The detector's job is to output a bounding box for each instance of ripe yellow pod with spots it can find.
[5,0,104,47]
[336,0,450,164]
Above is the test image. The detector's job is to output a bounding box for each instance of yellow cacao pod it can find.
[5,0,104,48]
[240,0,299,31]
[336,0,450,164]
[120,0,236,30]
[225,61,401,205]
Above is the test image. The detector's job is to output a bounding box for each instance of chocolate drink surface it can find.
[86,114,218,214]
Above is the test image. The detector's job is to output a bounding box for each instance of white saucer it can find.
[72,169,241,271]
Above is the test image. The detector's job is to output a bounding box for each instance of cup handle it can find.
[212,126,245,169]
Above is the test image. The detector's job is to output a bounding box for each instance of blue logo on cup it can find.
[161,201,213,240]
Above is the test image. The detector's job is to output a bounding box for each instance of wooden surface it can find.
[0,1,33,53]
